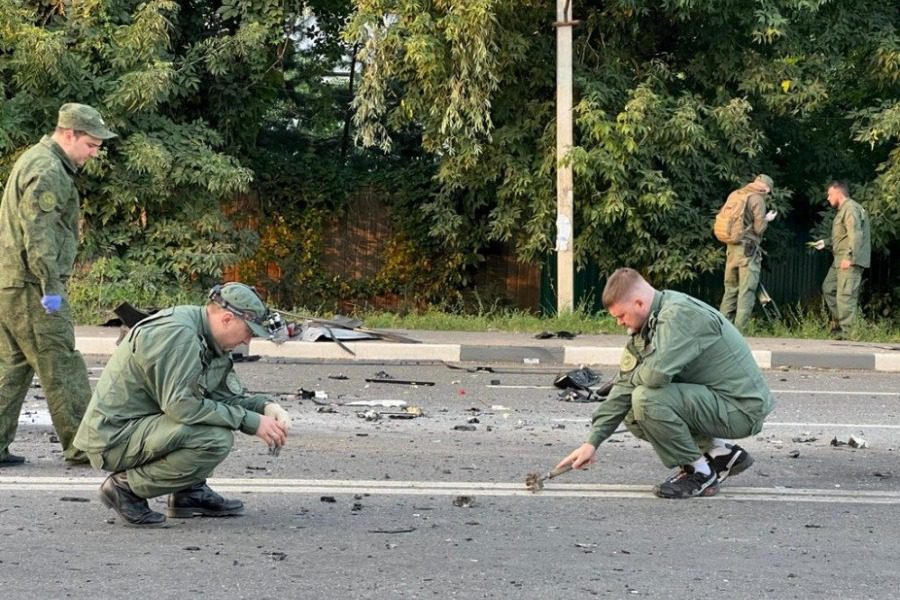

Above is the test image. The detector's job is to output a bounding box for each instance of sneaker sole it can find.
[653,480,720,499]
[719,452,754,482]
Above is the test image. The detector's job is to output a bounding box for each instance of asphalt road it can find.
[2,358,899,599]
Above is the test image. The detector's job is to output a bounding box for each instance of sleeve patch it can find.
[38,191,57,212]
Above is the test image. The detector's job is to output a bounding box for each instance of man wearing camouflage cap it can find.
[717,174,778,331]
[74,282,292,526]
[0,103,116,467]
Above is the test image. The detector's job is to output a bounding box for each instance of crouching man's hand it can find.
[556,442,597,471]
[256,415,289,448]
[264,402,293,430]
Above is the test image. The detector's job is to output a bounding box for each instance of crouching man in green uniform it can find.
[74,283,292,526]
[556,268,774,499]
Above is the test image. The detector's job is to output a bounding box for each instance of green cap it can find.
[754,174,774,191]
[57,103,117,140]
[210,283,271,338]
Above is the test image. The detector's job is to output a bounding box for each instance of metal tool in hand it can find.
[525,464,573,493]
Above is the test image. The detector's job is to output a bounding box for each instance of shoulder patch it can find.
[38,191,57,212]
[619,348,638,373]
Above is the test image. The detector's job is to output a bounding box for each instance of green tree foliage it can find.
[347,1,899,295]
[0,0,292,302]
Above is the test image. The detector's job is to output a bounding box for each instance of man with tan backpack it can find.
[715,174,778,330]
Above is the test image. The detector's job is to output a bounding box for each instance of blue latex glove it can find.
[41,295,62,313]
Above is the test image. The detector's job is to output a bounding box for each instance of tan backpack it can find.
[713,189,750,244]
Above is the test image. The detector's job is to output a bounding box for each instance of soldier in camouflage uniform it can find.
[719,174,778,331]
[74,283,292,527]
[0,103,116,467]
[557,268,774,499]
[810,181,871,339]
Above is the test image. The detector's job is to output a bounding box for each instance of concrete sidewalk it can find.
[74,326,900,372]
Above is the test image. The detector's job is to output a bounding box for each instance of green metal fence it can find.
[541,234,839,317]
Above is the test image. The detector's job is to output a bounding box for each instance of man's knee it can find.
[631,386,674,421]
[193,427,234,461]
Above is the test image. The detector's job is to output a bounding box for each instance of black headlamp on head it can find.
[208,284,289,344]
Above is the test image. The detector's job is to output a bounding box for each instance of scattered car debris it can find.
[553,367,613,402]
[365,378,435,386]
[320,496,336,503]
[345,400,408,408]
[357,410,381,421]
[298,388,316,399]
[849,435,868,448]
[534,331,576,339]
[353,404,423,420]
[316,405,338,413]
[788,449,801,458]
[59,496,90,502]
[792,433,818,443]
[554,367,601,390]
[368,527,417,534]
[830,435,869,448]
[263,551,287,561]
[452,496,476,508]
[328,373,349,380]
[453,424,476,431]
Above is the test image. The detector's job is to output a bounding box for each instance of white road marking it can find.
[488,385,899,398]
[772,389,899,397]
[2,476,898,505]
[550,418,900,429]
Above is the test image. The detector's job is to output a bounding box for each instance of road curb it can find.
[75,337,898,372]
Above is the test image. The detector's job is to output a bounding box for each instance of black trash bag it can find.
[553,367,601,391]
[557,379,614,403]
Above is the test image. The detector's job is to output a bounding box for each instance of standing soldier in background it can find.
[716,174,778,330]
[810,181,871,339]
[0,103,117,467]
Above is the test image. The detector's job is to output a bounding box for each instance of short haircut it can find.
[602,267,645,308]
[54,127,88,138]
[827,181,849,197]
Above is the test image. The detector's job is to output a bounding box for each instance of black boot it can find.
[99,472,166,527]
[166,481,244,518]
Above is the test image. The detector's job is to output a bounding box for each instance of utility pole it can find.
[555,0,575,313]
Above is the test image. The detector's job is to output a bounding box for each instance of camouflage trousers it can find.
[0,284,90,461]
[86,415,233,499]
[623,383,771,468]
[822,264,864,333]
[719,242,761,330]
